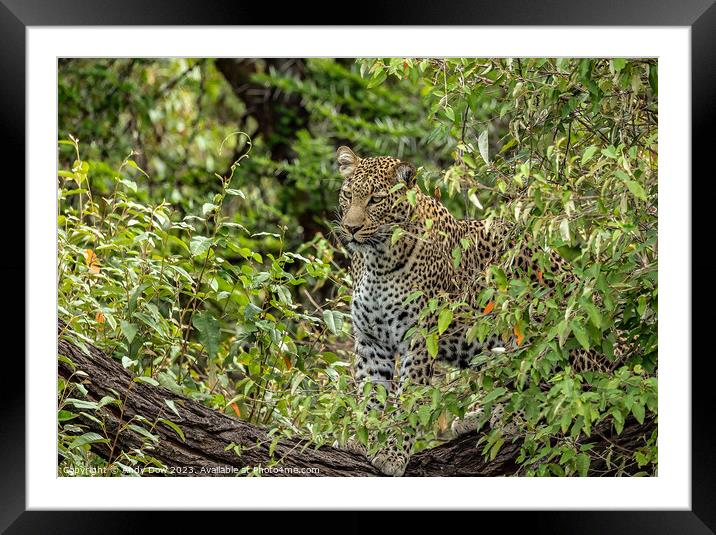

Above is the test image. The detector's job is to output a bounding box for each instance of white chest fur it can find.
[352,268,415,352]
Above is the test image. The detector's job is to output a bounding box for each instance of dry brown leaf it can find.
[84,248,100,274]
[482,300,495,315]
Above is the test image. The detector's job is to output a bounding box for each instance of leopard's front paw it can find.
[370,449,408,477]
[451,408,484,437]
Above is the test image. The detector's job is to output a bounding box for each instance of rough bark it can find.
[58,332,655,477]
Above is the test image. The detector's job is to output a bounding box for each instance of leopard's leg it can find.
[369,339,432,477]
[353,337,395,399]
[334,336,395,457]
[444,334,503,437]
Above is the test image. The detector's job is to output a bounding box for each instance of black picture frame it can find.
[3,0,709,532]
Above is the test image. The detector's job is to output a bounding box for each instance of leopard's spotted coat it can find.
[335,146,621,476]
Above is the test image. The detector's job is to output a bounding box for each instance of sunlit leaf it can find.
[478,129,490,165]
[438,308,453,335]
[322,310,344,335]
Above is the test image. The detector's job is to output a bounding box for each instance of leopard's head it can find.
[335,146,416,248]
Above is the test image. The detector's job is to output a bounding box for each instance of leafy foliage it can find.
[58,58,657,477]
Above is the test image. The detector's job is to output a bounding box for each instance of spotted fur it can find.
[335,146,622,476]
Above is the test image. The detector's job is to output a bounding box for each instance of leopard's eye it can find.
[368,194,387,205]
[342,188,352,200]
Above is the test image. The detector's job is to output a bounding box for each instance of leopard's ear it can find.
[394,161,416,186]
[336,146,360,178]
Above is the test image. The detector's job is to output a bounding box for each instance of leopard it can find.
[334,146,621,476]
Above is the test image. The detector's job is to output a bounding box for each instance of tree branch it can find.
[57,330,654,477]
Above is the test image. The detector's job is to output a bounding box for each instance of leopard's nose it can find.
[344,222,364,236]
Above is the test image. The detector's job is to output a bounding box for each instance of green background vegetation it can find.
[58,58,657,476]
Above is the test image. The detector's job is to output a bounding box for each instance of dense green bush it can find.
[58,57,657,477]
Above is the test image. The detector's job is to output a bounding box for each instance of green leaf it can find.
[635,451,649,467]
[444,106,455,122]
[625,180,647,201]
[275,285,292,305]
[391,227,405,246]
[389,182,405,194]
[579,58,592,81]
[631,403,646,425]
[612,407,625,434]
[125,159,149,177]
[375,385,387,405]
[462,152,477,169]
[164,399,181,418]
[489,437,505,460]
[366,70,387,88]
[158,418,186,443]
[556,245,581,262]
[120,179,137,192]
[243,302,262,321]
[468,190,483,210]
[425,333,439,358]
[69,432,109,450]
[491,266,507,290]
[133,376,159,386]
[648,63,658,94]
[614,170,647,200]
[575,453,591,476]
[560,411,572,434]
[559,219,571,243]
[581,145,598,165]
[58,354,75,369]
[202,203,217,216]
[357,426,369,445]
[192,311,221,358]
[478,129,490,165]
[65,398,99,410]
[601,146,619,159]
[58,410,77,422]
[499,137,518,154]
[322,310,344,335]
[451,246,462,268]
[570,319,590,350]
[437,308,453,335]
[611,58,626,72]
[120,321,138,344]
[418,404,432,427]
[582,302,603,329]
[403,290,423,305]
[128,283,149,314]
[127,423,159,443]
[482,387,507,404]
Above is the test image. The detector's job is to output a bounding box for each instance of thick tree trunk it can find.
[57,333,654,477]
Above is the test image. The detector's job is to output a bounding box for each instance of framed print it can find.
[3,0,711,532]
